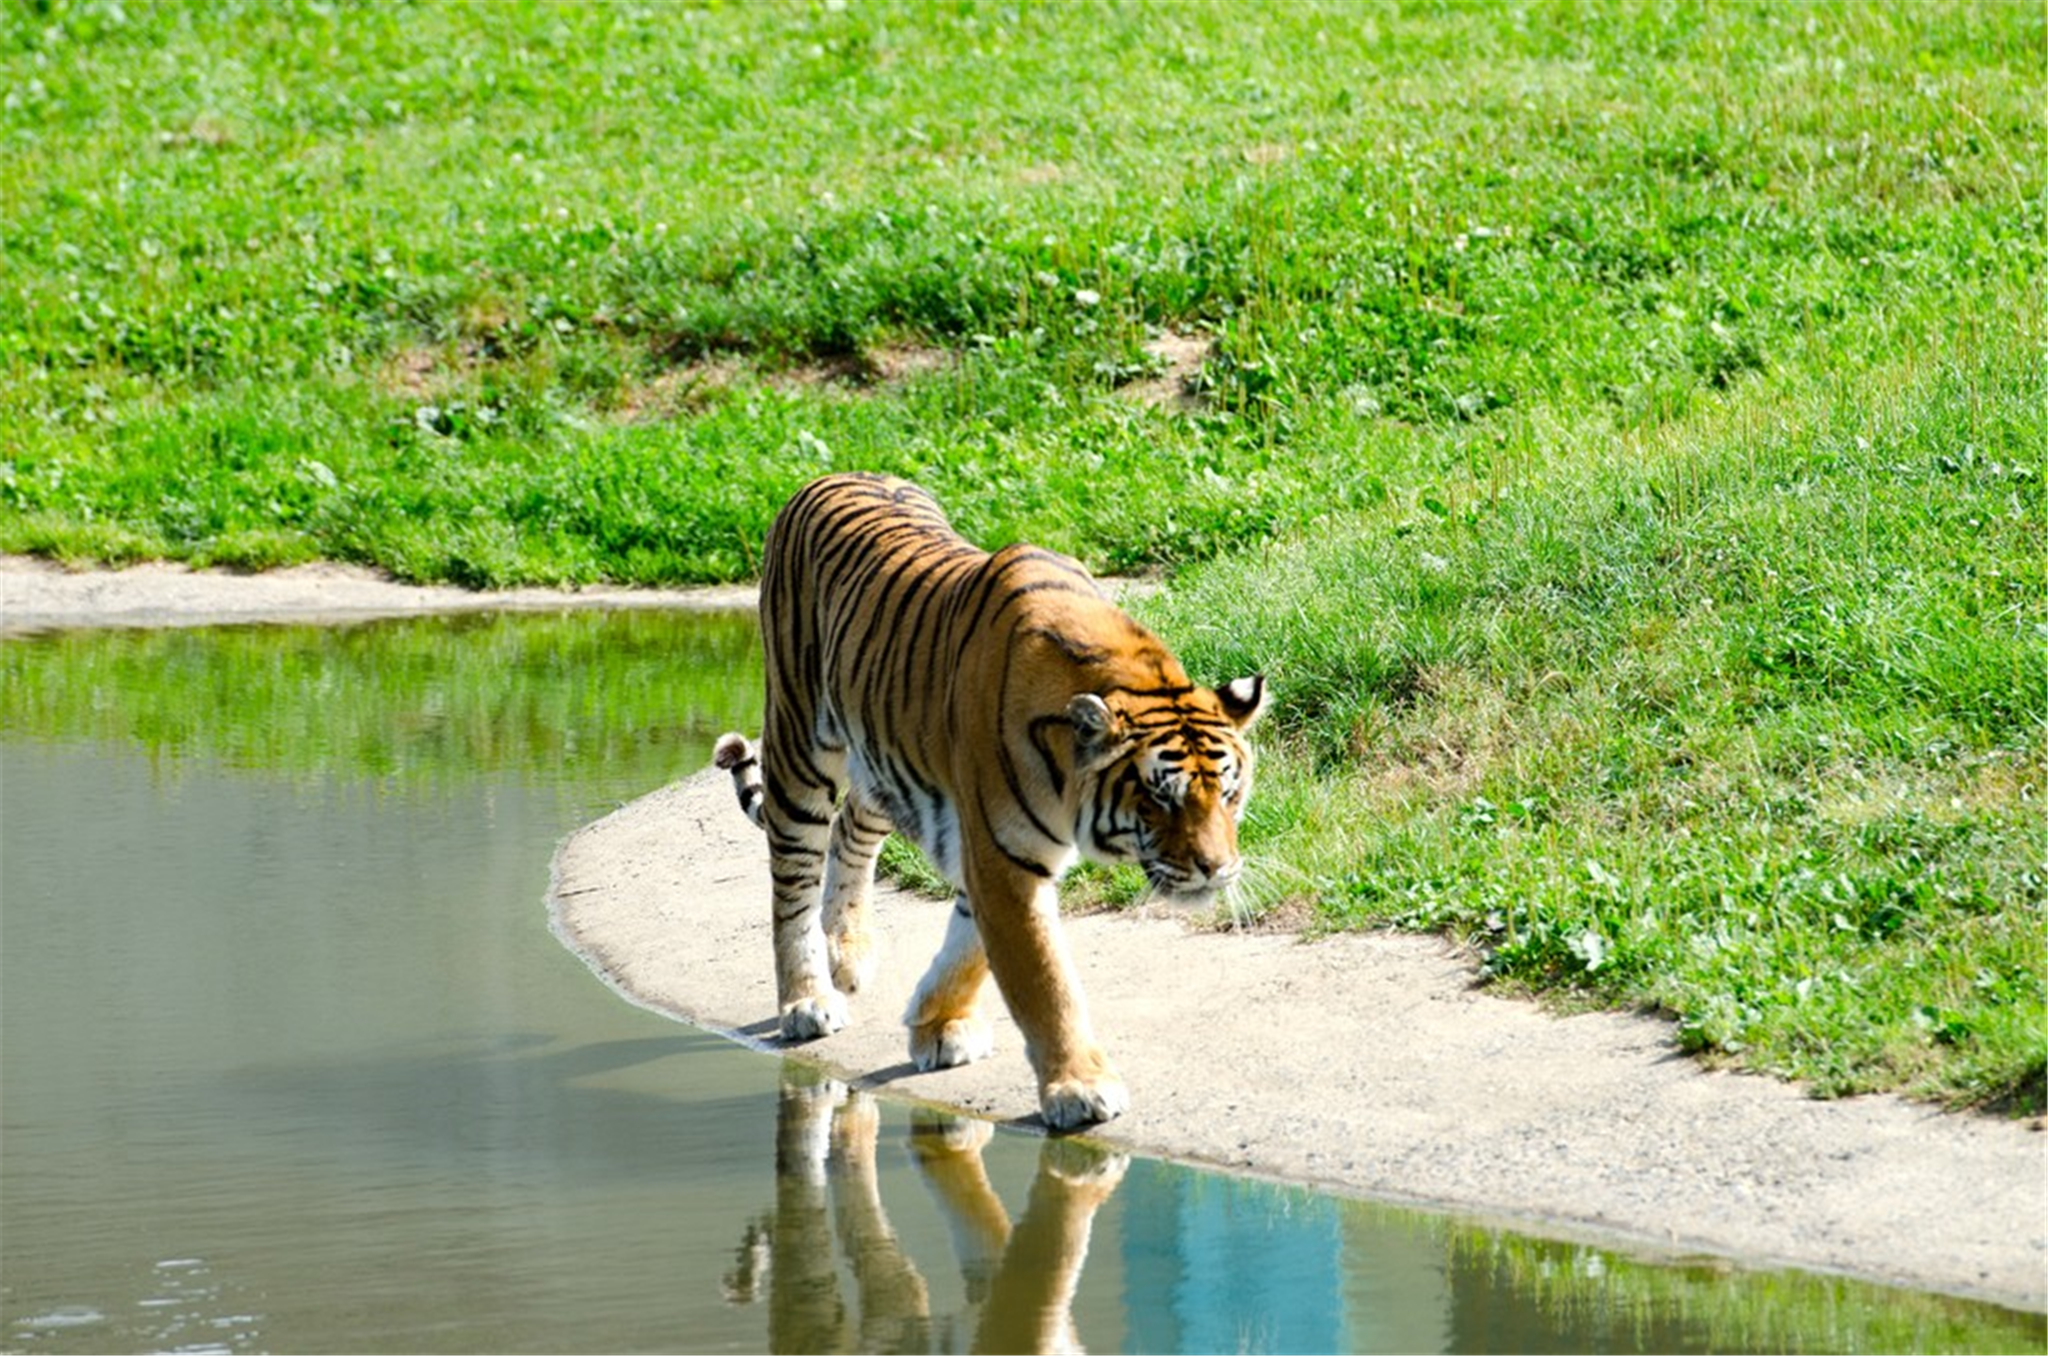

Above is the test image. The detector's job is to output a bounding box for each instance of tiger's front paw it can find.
[909,1016,994,1072]
[779,990,848,1042]
[1038,1071,1129,1132]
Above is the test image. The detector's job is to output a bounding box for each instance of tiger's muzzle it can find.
[1144,853,1243,909]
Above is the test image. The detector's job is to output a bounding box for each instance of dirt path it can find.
[8,557,2042,1312]
[0,556,749,633]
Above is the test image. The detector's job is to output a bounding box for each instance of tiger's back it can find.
[716,472,1265,1130]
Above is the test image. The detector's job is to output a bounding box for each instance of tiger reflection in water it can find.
[722,1070,1127,1355]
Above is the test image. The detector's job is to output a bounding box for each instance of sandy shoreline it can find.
[9,557,2043,1312]
[554,772,2046,1314]
[0,556,752,633]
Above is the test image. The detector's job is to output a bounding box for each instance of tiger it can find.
[713,472,1264,1130]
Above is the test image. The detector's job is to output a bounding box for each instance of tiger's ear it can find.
[1217,675,1267,729]
[1066,693,1124,755]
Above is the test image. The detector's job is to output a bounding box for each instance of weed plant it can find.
[3,1,2039,1109]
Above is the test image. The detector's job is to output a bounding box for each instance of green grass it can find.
[3,0,2040,1111]
[1149,333,2044,1111]
[4,2,2038,581]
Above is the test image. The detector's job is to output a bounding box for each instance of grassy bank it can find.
[4,1,2040,1109]
[1151,331,2043,1110]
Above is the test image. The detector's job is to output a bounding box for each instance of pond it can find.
[2,612,2039,1354]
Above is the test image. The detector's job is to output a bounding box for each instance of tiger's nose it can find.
[1193,852,1242,889]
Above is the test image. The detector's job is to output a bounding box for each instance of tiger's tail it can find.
[712,733,766,830]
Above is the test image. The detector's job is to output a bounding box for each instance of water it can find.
[1,613,2039,1354]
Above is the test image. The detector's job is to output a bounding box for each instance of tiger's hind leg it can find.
[904,896,995,1071]
[759,726,849,1042]
[820,792,891,995]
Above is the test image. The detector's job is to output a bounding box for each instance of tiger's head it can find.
[1067,676,1266,907]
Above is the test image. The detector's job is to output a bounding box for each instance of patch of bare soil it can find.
[614,343,954,423]
[378,344,453,399]
[863,342,953,384]
[612,357,747,423]
[1120,330,1213,412]
[767,343,953,395]
[374,337,508,403]
[372,331,957,428]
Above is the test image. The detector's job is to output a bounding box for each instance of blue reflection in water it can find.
[1122,1162,1349,1355]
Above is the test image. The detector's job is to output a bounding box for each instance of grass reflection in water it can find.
[0,608,764,797]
